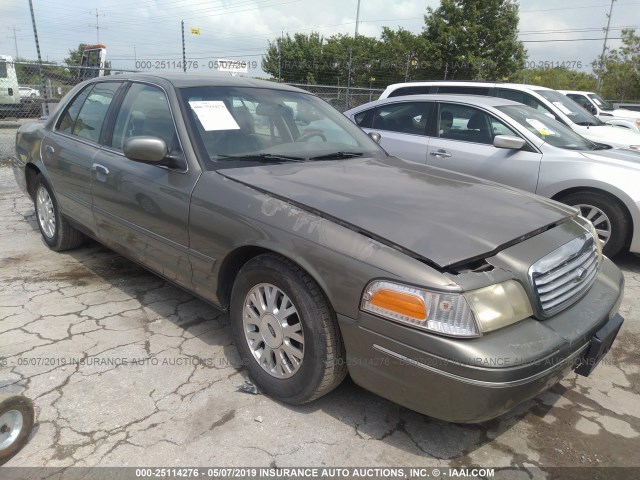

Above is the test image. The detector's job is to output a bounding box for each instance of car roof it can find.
[347,94,526,112]
[86,72,306,93]
[558,90,597,95]
[384,81,553,93]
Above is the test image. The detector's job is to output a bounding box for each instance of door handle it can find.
[430,149,452,158]
[44,145,55,158]
[92,163,110,175]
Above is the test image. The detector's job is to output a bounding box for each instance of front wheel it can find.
[230,254,347,404]
[0,394,35,465]
[558,191,629,257]
[34,175,85,251]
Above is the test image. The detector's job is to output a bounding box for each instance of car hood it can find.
[611,109,640,120]
[220,156,575,268]
[573,123,640,147]
[579,147,640,167]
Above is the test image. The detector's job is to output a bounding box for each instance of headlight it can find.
[361,280,533,338]
[629,145,640,151]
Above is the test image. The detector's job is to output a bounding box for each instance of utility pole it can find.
[596,0,616,92]
[278,29,283,83]
[8,25,21,59]
[345,0,361,110]
[89,9,106,44]
[28,0,49,115]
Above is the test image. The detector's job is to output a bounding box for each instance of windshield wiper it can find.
[309,151,364,160]
[216,153,304,162]
[575,121,599,127]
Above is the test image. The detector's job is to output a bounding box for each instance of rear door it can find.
[41,81,124,232]
[426,102,542,193]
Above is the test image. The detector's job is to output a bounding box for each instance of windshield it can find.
[588,93,615,111]
[497,104,599,151]
[534,89,605,127]
[179,86,385,168]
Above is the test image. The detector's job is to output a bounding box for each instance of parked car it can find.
[379,81,640,150]
[18,86,40,98]
[13,74,624,423]
[558,90,640,133]
[345,94,640,257]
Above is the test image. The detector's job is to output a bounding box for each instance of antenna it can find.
[89,9,106,44]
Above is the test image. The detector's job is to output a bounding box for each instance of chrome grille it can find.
[529,234,599,317]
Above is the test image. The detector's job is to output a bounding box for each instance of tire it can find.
[0,394,35,465]
[230,253,347,404]
[34,174,85,251]
[558,191,629,257]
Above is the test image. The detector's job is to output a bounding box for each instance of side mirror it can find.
[124,136,167,163]
[493,135,526,150]
[368,132,382,144]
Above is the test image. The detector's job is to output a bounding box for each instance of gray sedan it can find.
[12,74,623,423]
[345,94,640,258]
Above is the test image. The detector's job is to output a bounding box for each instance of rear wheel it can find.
[230,254,347,404]
[558,191,629,257]
[0,394,35,465]
[34,175,85,251]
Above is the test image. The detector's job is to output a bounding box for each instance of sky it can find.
[1,0,639,78]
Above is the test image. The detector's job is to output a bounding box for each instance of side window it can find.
[436,86,490,95]
[68,83,121,142]
[370,102,429,135]
[567,94,594,113]
[354,109,374,128]
[488,116,518,137]
[111,83,180,153]
[496,88,559,120]
[388,86,431,97]
[56,86,93,134]
[437,103,493,145]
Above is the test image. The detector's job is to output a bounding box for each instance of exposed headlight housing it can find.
[579,215,604,263]
[361,279,533,338]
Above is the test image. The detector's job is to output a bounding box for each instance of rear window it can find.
[0,61,7,78]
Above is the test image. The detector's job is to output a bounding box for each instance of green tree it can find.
[422,0,526,80]
[64,43,88,67]
[262,33,326,84]
[378,27,429,84]
[594,29,640,101]
[510,67,597,90]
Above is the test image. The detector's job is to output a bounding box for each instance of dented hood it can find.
[220,156,575,268]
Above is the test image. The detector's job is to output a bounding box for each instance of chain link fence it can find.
[289,83,383,112]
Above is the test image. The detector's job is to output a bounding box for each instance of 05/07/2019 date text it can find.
[134,60,258,70]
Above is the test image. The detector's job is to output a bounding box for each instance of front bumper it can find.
[338,258,624,423]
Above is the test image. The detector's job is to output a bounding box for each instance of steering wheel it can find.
[296,130,327,142]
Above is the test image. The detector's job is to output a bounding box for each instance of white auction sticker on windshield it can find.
[552,101,573,115]
[526,118,555,136]
[189,101,240,131]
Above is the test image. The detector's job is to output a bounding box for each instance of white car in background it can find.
[18,86,40,98]
[559,90,640,133]
[379,81,640,151]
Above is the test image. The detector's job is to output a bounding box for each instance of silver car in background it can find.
[345,94,640,257]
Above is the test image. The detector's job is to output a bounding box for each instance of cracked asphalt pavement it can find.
[1,161,639,471]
